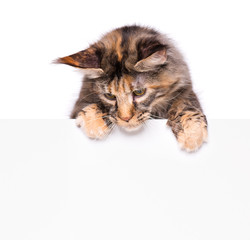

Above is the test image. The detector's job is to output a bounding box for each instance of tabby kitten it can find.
[56,25,207,152]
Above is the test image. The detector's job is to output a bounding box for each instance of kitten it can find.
[56,25,207,152]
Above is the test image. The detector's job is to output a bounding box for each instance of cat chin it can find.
[121,124,143,132]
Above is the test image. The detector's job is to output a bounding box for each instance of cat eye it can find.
[104,93,116,100]
[133,88,146,96]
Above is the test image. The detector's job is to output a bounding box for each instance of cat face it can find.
[56,26,181,130]
[88,69,174,131]
[96,74,160,130]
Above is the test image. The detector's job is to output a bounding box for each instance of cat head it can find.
[56,26,178,130]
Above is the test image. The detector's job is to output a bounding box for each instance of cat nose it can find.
[119,115,133,122]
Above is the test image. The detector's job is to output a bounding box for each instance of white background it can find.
[0,119,250,240]
[0,0,250,119]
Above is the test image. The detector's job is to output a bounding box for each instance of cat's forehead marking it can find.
[121,75,133,93]
[114,31,123,62]
[108,75,133,94]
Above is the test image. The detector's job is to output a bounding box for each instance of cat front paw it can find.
[177,117,208,152]
[76,104,111,139]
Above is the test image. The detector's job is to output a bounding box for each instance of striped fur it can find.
[56,25,207,152]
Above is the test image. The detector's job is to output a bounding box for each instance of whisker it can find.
[168,90,185,101]
[106,123,115,138]
[93,122,109,140]
[83,115,111,124]
[142,121,149,130]
[78,92,97,102]
[100,123,114,139]
[150,89,185,115]
[150,114,166,120]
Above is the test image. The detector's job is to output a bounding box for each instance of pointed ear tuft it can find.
[55,47,104,78]
[55,47,102,69]
[135,39,167,72]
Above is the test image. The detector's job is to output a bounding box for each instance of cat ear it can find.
[134,40,167,72]
[55,47,104,78]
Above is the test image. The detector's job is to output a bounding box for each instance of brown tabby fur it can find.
[56,25,208,152]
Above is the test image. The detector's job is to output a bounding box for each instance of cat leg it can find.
[167,91,208,152]
[76,104,112,139]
